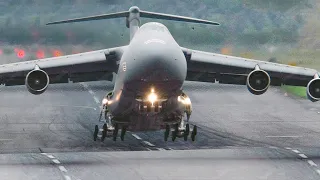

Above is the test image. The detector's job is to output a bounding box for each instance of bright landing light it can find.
[148,89,157,106]
[178,96,191,105]
[102,98,108,105]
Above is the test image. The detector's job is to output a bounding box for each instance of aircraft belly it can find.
[109,90,185,132]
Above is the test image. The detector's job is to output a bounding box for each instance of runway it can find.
[1,81,320,179]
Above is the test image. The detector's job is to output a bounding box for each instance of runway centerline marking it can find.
[47,155,55,159]
[286,147,320,176]
[131,134,142,140]
[41,153,72,179]
[59,166,68,172]
[308,160,318,167]
[292,149,300,153]
[298,154,308,159]
[52,159,61,164]
[80,82,101,105]
[93,96,100,104]
[143,141,155,147]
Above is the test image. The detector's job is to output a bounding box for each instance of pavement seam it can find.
[41,153,72,180]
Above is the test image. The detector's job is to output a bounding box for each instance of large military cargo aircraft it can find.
[0,6,319,142]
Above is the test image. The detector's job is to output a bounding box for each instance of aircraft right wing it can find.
[0,46,126,93]
[181,47,320,101]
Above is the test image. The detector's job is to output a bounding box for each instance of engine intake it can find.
[246,69,270,95]
[25,69,49,95]
[307,78,320,102]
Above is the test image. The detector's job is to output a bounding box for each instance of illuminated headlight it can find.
[102,98,108,105]
[183,97,191,105]
[177,96,191,105]
[148,92,157,104]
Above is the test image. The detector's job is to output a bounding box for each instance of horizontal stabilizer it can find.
[46,11,129,25]
[140,11,220,26]
[46,6,220,26]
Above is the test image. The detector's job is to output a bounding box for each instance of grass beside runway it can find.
[281,85,307,98]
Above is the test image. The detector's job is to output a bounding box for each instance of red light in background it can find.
[0,49,3,55]
[36,49,45,59]
[52,50,62,57]
[16,49,25,58]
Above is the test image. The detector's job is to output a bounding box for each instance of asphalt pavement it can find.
[0,81,320,179]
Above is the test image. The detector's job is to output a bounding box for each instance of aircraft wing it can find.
[0,46,126,86]
[182,47,318,87]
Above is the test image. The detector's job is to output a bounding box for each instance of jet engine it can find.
[306,77,320,102]
[246,69,270,95]
[25,68,49,95]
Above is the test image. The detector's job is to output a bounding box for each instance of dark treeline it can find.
[0,0,314,48]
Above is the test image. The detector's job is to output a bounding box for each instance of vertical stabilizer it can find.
[126,6,141,40]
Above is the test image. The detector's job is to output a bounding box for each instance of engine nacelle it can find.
[25,69,49,95]
[246,69,270,95]
[307,78,320,102]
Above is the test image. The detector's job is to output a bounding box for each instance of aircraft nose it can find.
[139,45,186,82]
[124,43,187,92]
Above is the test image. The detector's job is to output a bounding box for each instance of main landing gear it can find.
[93,122,127,142]
[93,105,127,142]
[164,123,197,142]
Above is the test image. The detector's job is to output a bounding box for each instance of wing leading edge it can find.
[0,46,126,86]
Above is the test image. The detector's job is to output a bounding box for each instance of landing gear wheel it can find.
[113,124,119,141]
[191,125,197,141]
[93,125,99,141]
[120,127,127,141]
[184,124,190,141]
[101,123,107,142]
[172,124,179,141]
[164,125,170,141]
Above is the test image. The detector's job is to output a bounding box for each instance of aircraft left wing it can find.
[0,46,126,87]
[182,47,320,101]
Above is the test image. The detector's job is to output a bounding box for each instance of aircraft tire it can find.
[172,124,178,141]
[164,125,170,141]
[184,124,190,141]
[113,124,119,141]
[93,125,99,141]
[120,127,126,141]
[191,125,197,141]
[101,123,107,142]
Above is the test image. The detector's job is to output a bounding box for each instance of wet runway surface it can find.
[1,81,320,179]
